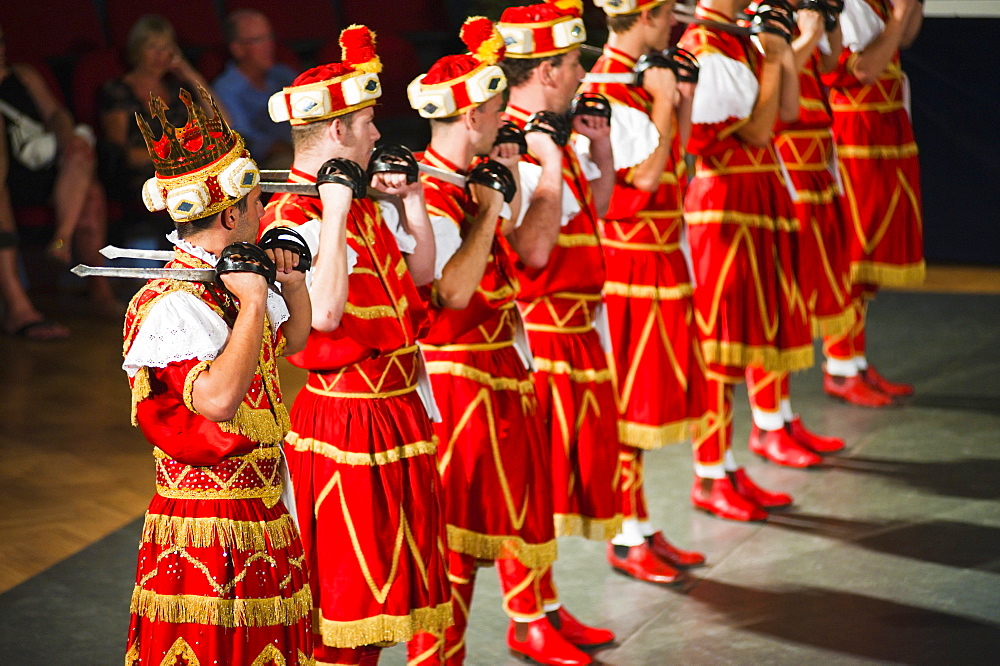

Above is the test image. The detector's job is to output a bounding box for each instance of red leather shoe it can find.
[606,542,683,584]
[862,366,914,397]
[508,618,592,665]
[749,425,822,468]
[690,477,768,521]
[647,531,706,568]
[787,416,845,453]
[731,468,793,509]
[550,606,615,648]
[824,372,892,407]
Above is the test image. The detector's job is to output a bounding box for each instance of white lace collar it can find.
[167,230,219,267]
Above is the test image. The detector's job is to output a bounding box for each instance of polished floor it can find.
[1,270,999,664]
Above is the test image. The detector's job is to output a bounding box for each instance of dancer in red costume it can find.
[122,87,314,664]
[582,0,710,580]
[820,0,924,405]
[678,0,815,519]
[407,16,600,665]
[260,26,452,665]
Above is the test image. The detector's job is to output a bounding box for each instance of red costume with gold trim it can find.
[260,173,452,653]
[821,0,923,289]
[679,7,814,381]
[123,248,312,666]
[774,52,853,338]
[503,104,622,543]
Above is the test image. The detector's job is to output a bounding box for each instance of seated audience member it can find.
[0,22,118,338]
[213,9,295,168]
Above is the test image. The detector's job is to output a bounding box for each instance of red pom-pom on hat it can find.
[341,24,382,74]
[460,16,506,64]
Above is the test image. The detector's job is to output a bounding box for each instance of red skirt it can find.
[126,446,313,666]
[833,107,924,287]
[603,224,709,447]
[523,318,622,540]
[284,364,452,649]
[685,169,814,379]
[423,343,558,569]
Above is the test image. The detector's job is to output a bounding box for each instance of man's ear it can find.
[328,117,346,147]
[537,60,555,87]
[463,106,479,132]
[219,205,239,231]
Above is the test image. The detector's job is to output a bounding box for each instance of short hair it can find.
[223,8,265,45]
[290,109,359,152]
[500,53,566,88]
[127,14,176,68]
[176,195,250,239]
[607,3,667,35]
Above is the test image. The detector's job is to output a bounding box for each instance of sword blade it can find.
[259,163,468,194]
[99,245,175,261]
[71,264,216,281]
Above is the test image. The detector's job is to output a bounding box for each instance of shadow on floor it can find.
[823,455,1000,500]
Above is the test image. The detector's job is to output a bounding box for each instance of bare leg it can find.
[48,140,96,263]
[73,181,120,315]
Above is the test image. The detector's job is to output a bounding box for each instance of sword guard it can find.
[493,120,528,155]
[749,1,796,44]
[258,226,312,272]
[571,92,612,121]
[799,0,843,32]
[468,158,516,204]
[368,143,420,184]
[524,111,572,147]
[217,242,277,285]
[317,158,368,199]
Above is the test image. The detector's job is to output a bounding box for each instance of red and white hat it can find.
[408,17,507,119]
[498,0,587,59]
[595,0,668,16]
[137,86,259,223]
[268,25,382,125]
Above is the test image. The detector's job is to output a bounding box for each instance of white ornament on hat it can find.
[141,178,166,212]
[166,182,212,221]
[217,156,260,199]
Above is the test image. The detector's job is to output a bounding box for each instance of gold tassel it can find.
[317,601,453,649]
[851,261,926,288]
[217,403,290,445]
[130,368,152,427]
[446,527,558,570]
[130,585,312,628]
[813,308,856,340]
[554,513,622,541]
[141,513,299,551]
[617,419,693,450]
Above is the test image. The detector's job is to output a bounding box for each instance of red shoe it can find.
[731,468,793,509]
[787,416,845,453]
[551,606,615,648]
[646,531,706,568]
[606,542,683,584]
[690,477,768,522]
[749,425,823,468]
[824,372,893,407]
[508,618,592,665]
[862,366,914,397]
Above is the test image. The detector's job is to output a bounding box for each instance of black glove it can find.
[258,225,312,272]
[750,0,796,44]
[367,143,419,184]
[216,242,277,285]
[468,158,517,204]
[317,158,368,199]
[493,120,528,155]
[524,110,572,147]
[571,92,612,121]
[800,0,844,32]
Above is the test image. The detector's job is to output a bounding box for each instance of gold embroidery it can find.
[556,233,600,248]
[316,602,454,649]
[130,586,312,628]
[158,637,201,666]
[423,361,535,393]
[286,433,437,466]
[603,282,692,300]
[685,209,799,232]
[250,644,286,666]
[182,360,213,413]
[306,383,417,399]
[837,143,918,160]
[532,357,612,383]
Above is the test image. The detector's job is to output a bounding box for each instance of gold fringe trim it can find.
[685,209,800,232]
[618,419,693,450]
[603,281,692,301]
[700,341,815,374]
[141,512,299,550]
[812,308,855,340]
[446,526,558,569]
[182,360,213,413]
[286,433,438,466]
[836,142,918,160]
[850,261,926,288]
[217,402,292,446]
[129,585,312,628]
[554,513,622,541]
[130,367,152,427]
[317,601,454,649]
[424,361,535,394]
[531,358,612,383]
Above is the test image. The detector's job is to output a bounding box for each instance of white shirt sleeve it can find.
[513,161,580,229]
[295,218,360,291]
[690,52,759,125]
[608,103,660,171]
[377,197,417,254]
[122,291,229,376]
[840,0,885,53]
[429,215,463,280]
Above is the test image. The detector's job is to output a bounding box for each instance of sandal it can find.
[46,238,72,265]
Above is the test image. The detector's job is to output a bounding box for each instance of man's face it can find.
[471,94,505,155]
[340,106,381,168]
[549,48,585,114]
[233,185,264,243]
[232,14,275,71]
[645,1,678,52]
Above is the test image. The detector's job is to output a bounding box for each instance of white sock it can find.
[695,462,726,479]
[723,449,738,472]
[780,398,794,422]
[610,518,646,547]
[544,602,562,613]
[638,520,656,537]
[825,357,859,377]
[513,614,545,623]
[751,407,783,431]
[854,354,869,371]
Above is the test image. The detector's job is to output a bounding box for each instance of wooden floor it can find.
[0,263,998,595]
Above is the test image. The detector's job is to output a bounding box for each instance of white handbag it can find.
[0,98,58,171]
